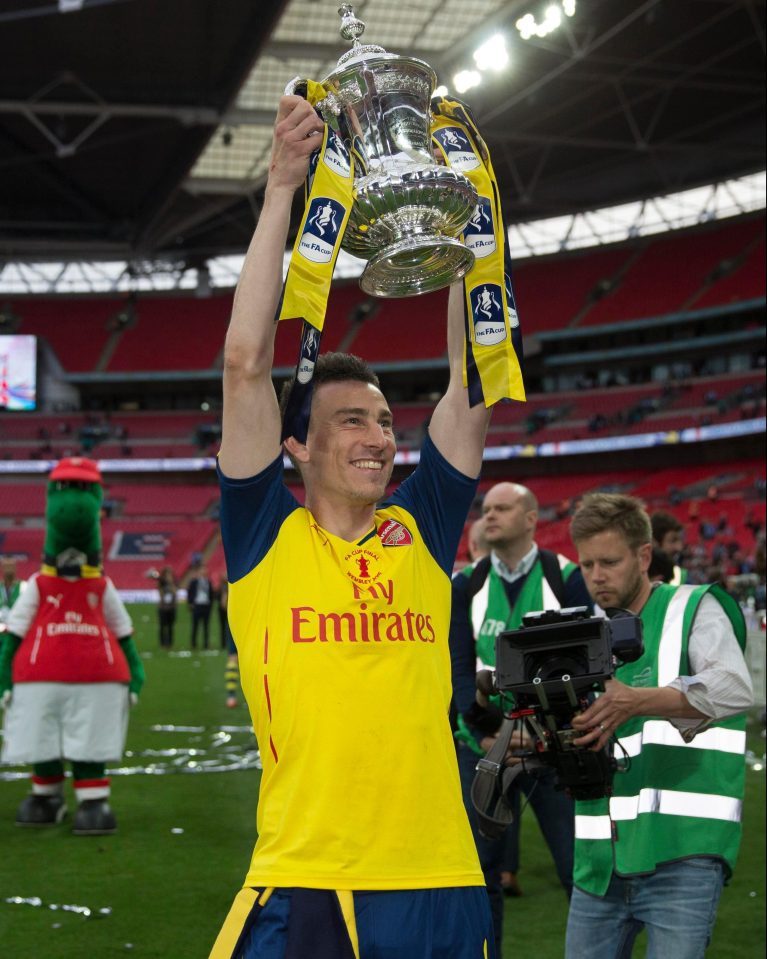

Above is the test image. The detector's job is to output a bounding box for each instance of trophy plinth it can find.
[314,5,478,297]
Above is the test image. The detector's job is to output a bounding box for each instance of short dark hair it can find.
[648,546,675,583]
[650,510,683,545]
[570,493,652,552]
[279,351,381,432]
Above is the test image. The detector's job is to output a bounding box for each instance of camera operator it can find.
[450,481,593,954]
[566,493,753,959]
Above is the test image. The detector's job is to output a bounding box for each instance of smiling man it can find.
[208,96,495,959]
[566,493,753,959]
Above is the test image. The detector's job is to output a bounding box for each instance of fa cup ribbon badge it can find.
[470,284,507,346]
[297,324,320,384]
[432,127,481,172]
[464,198,496,258]
[323,129,351,178]
[299,197,346,263]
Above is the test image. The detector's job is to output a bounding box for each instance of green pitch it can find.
[0,603,764,958]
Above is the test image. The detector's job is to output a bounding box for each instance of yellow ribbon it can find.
[278,80,355,333]
[432,102,526,406]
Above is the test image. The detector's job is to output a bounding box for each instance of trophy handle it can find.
[284,76,302,96]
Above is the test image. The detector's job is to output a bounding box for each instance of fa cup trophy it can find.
[289,4,479,297]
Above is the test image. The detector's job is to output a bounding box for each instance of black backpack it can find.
[464,549,567,608]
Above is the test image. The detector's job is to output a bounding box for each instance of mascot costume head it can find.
[43,456,104,574]
[0,457,144,834]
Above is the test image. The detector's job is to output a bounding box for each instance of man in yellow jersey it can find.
[566,494,752,959]
[209,95,495,959]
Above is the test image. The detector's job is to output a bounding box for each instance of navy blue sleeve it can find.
[565,567,594,612]
[449,572,479,718]
[386,433,478,576]
[217,454,300,583]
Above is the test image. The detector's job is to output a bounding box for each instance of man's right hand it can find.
[267,95,326,195]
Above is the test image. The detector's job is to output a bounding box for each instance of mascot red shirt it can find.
[13,575,130,684]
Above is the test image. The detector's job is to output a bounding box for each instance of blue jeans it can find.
[565,857,725,959]
[456,743,574,956]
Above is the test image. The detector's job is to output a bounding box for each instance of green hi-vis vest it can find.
[573,583,747,897]
[465,552,578,668]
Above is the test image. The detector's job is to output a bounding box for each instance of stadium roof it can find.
[0,0,764,266]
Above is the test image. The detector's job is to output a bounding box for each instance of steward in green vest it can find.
[573,582,747,896]
[567,493,753,959]
[465,548,582,670]
[450,481,592,952]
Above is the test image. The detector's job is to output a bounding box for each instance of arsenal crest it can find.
[377,519,413,547]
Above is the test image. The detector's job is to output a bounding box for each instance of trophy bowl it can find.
[311,5,479,298]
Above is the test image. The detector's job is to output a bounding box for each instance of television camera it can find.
[471,606,643,838]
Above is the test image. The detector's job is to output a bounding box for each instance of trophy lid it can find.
[333,4,402,68]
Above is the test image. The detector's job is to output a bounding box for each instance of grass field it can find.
[0,602,764,959]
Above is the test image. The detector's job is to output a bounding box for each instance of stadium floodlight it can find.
[453,70,482,94]
[516,2,574,40]
[542,6,562,34]
[473,34,509,72]
[516,13,536,40]
[433,84,448,98]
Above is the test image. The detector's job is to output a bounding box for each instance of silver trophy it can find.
[293,4,479,298]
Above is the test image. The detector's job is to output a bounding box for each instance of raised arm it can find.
[427,283,492,477]
[218,96,325,479]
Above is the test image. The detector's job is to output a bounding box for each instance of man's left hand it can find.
[570,679,640,751]
[480,728,533,765]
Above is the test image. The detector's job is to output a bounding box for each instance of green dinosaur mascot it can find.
[0,457,145,834]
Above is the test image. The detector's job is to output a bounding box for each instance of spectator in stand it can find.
[717,511,733,536]
[744,508,763,539]
[187,564,213,650]
[650,511,688,585]
[156,566,177,649]
[699,519,717,542]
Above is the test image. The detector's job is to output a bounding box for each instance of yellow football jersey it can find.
[220,436,484,891]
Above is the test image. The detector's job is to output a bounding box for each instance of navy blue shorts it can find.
[209,886,495,959]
